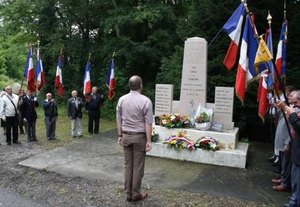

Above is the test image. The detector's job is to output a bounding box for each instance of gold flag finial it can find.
[88,52,91,61]
[267,11,272,24]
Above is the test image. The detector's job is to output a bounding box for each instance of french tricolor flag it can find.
[106,58,115,100]
[83,61,92,95]
[35,48,45,91]
[275,20,288,77]
[23,47,36,92]
[54,55,64,97]
[235,15,258,103]
[222,3,245,70]
[258,72,269,122]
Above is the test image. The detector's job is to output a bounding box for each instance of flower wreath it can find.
[195,136,219,151]
[164,130,195,151]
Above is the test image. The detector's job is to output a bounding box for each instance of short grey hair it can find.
[128,75,143,91]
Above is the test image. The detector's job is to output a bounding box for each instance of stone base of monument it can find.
[147,126,249,168]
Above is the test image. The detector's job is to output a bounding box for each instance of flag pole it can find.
[267,10,292,139]
[35,39,40,96]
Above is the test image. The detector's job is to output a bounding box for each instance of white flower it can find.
[162,120,167,125]
[170,115,176,121]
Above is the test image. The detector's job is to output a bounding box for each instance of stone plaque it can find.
[214,87,234,129]
[171,100,180,114]
[179,37,207,117]
[155,84,173,115]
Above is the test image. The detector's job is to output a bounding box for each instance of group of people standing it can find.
[269,86,300,207]
[0,85,104,145]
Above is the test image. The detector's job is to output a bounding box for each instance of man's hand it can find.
[118,136,122,145]
[2,117,6,122]
[145,141,152,152]
[283,144,290,155]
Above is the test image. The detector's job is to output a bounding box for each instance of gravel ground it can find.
[0,138,274,207]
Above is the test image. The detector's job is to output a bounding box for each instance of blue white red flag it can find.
[83,61,92,95]
[235,15,258,103]
[258,72,269,122]
[23,47,36,92]
[35,48,45,91]
[265,28,276,90]
[275,20,288,77]
[106,58,115,100]
[54,55,64,97]
[222,3,246,70]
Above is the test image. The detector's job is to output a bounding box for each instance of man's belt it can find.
[123,131,146,135]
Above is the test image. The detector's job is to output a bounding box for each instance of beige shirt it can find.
[116,91,153,133]
[1,93,19,117]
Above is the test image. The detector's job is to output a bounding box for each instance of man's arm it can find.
[145,123,152,152]
[116,103,123,145]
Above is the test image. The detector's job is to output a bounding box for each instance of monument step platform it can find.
[153,125,238,150]
[147,142,249,169]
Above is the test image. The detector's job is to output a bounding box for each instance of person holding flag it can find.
[85,86,104,135]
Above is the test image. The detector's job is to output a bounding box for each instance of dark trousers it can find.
[88,111,100,134]
[122,134,146,198]
[280,150,291,188]
[5,115,19,143]
[44,116,57,139]
[24,119,36,141]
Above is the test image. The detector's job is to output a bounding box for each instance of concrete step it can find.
[147,142,249,169]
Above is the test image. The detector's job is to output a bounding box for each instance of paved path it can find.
[19,129,289,206]
[0,187,50,207]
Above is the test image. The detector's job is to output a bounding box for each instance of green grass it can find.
[33,107,116,150]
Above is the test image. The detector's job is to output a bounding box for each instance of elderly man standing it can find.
[67,90,83,138]
[20,90,39,142]
[116,75,153,202]
[1,86,20,145]
[85,86,104,135]
[42,93,58,140]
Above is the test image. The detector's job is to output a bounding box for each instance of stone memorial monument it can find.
[179,37,207,117]
[150,37,249,169]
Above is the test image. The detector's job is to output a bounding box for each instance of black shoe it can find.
[89,132,93,135]
[28,139,32,142]
[7,142,11,145]
[32,138,38,142]
[72,135,76,138]
[13,141,21,144]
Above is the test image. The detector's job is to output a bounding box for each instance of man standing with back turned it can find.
[116,75,153,202]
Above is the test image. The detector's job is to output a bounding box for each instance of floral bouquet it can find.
[151,128,159,142]
[194,105,213,130]
[164,130,196,151]
[159,113,190,129]
[195,136,219,151]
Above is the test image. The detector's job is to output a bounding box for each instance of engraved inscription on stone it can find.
[214,87,234,129]
[155,84,173,115]
[179,37,207,116]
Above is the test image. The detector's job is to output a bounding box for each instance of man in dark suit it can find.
[85,86,104,135]
[42,93,58,140]
[67,90,83,138]
[21,90,39,142]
